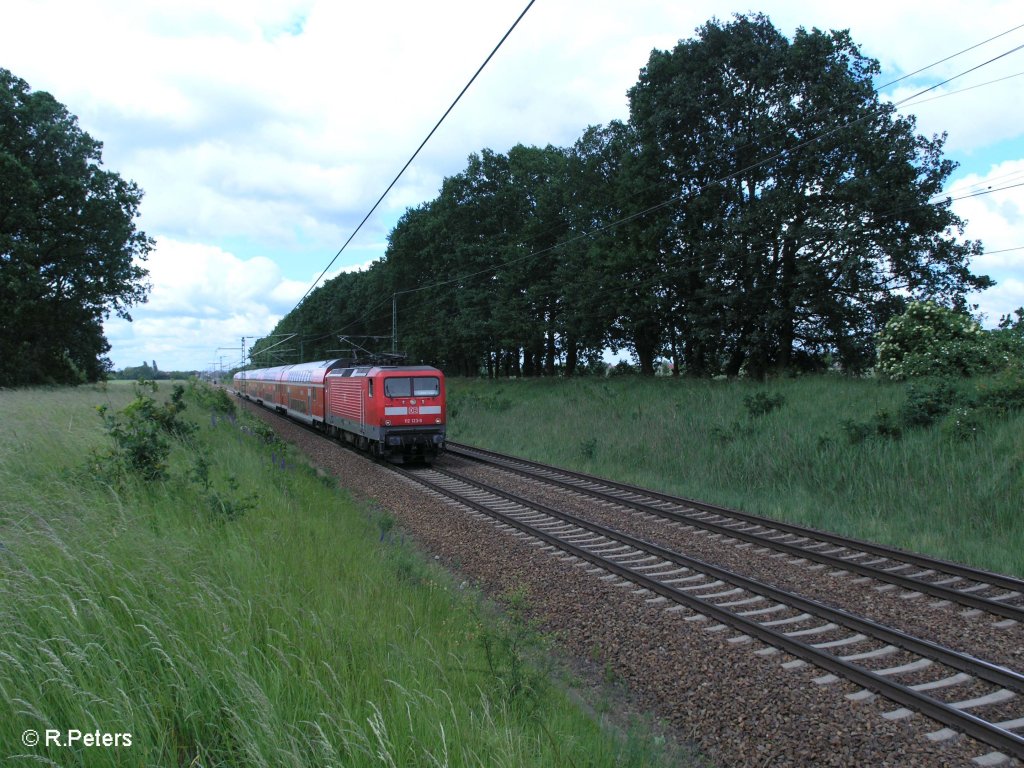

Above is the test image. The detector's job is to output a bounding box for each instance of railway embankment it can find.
[243,391,1022,765]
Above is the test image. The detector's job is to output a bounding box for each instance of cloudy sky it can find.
[3,0,1022,372]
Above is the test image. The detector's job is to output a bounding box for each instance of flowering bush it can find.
[876,302,992,380]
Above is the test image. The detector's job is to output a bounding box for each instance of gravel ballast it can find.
[240,400,1017,767]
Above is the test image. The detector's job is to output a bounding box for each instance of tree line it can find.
[254,14,990,378]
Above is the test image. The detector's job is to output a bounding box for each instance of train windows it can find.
[383,376,440,398]
[384,377,411,398]
[413,377,440,396]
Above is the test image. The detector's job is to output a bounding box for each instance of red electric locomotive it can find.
[233,359,446,463]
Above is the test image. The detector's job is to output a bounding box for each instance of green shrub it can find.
[975,368,1024,414]
[578,437,598,459]
[898,379,963,428]
[188,378,237,415]
[840,409,901,444]
[96,402,172,480]
[874,408,903,439]
[839,418,873,445]
[986,308,1024,372]
[609,360,639,376]
[876,301,992,380]
[95,381,192,480]
[743,391,786,417]
[941,406,981,443]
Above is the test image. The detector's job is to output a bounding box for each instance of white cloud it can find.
[953,160,1024,324]
[889,74,1024,155]
[969,277,1024,326]
[103,238,369,370]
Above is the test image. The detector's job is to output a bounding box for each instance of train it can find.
[231,359,446,463]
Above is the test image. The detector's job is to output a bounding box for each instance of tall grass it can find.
[1,382,687,766]
[447,375,1024,577]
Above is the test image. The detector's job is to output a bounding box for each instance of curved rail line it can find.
[445,441,1024,623]
[397,463,1024,764]
[235,399,1023,762]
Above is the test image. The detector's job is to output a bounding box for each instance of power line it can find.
[295,0,537,307]
[894,70,1024,110]
[979,246,1024,255]
[389,43,1024,303]
[875,22,1024,91]
[942,167,1024,198]
[889,42,1024,108]
[276,23,1024,355]
[943,181,1024,202]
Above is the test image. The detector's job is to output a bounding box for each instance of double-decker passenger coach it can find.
[233,360,446,463]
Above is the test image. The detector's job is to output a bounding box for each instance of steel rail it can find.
[399,464,1024,760]
[446,442,1024,620]
[236,404,1023,759]
[427,466,1024,694]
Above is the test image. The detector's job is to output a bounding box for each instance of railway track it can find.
[396,460,1024,764]
[237,397,1024,764]
[445,441,1024,625]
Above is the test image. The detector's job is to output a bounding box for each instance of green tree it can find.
[385,150,514,376]
[0,69,152,385]
[570,121,673,376]
[384,145,585,377]
[628,14,991,377]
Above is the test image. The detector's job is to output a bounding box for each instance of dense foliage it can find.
[0,68,152,386]
[253,14,991,378]
[626,15,988,377]
[876,302,1024,380]
[876,302,991,379]
[989,307,1024,371]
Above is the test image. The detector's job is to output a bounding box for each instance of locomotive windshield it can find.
[384,376,440,398]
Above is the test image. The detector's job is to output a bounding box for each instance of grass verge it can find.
[0,381,689,767]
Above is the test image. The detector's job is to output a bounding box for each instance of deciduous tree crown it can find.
[1,68,152,385]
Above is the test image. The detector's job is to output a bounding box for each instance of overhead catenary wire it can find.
[383,39,1024,302]
[874,21,1024,91]
[943,181,1024,202]
[295,0,537,308]
[281,22,1024,354]
[941,166,1024,197]
[894,69,1024,111]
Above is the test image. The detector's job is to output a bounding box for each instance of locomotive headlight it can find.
[435,418,441,424]
[384,419,392,426]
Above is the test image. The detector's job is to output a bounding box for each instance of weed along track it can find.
[240,399,1023,766]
